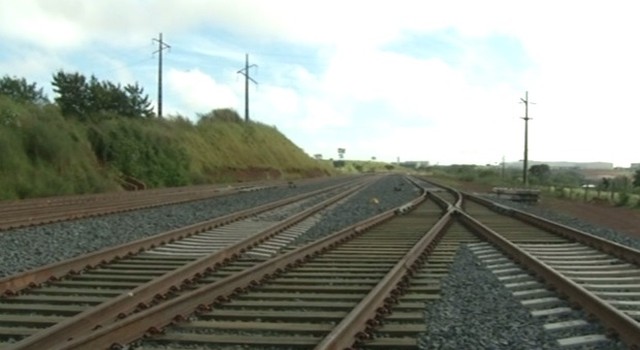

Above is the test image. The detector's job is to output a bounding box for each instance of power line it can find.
[153,32,171,118]
[237,53,258,122]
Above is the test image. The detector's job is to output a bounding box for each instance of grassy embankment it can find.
[0,97,332,200]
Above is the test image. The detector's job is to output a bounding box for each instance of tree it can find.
[0,75,48,104]
[88,76,128,116]
[633,169,640,188]
[124,83,154,118]
[529,164,551,184]
[53,70,154,119]
[52,71,91,119]
[549,168,584,187]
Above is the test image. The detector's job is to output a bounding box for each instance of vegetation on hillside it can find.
[0,73,331,200]
[52,71,154,119]
[330,159,398,173]
[0,95,115,198]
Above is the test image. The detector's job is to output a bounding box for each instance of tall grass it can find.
[0,98,331,199]
[0,97,116,199]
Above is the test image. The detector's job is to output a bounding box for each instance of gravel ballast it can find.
[292,175,420,245]
[485,195,640,250]
[2,176,637,349]
[0,177,352,277]
[428,194,637,350]
[0,175,420,278]
[421,244,561,350]
[422,242,628,350]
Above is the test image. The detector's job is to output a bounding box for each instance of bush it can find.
[86,119,190,187]
[0,97,116,199]
[616,192,630,207]
[0,94,332,198]
[333,160,345,168]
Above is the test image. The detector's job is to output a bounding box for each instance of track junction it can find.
[0,175,638,349]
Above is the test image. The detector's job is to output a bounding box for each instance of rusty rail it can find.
[455,208,640,348]
[11,180,368,349]
[465,194,640,267]
[0,182,263,231]
[0,182,352,296]
[52,188,427,350]
[0,176,338,231]
[315,203,454,349]
[413,177,463,210]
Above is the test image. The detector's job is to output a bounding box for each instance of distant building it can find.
[400,161,430,169]
[631,163,640,169]
[505,161,613,169]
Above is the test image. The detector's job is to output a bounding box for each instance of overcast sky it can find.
[1,1,638,167]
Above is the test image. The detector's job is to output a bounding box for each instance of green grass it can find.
[544,186,640,207]
[420,164,640,209]
[330,159,404,174]
[0,96,117,199]
[0,97,332,199]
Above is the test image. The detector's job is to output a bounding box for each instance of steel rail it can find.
[0,181,353,296]
[465,193,640,266]
[425,190,459,212]
[53,188,427,350]
[455,208,640,348]
[0,178,297,212]
[0,176,338,231]
[315,203,454,349]
[11,180,368,350]
[0,183,264,231]
[407,177,463,210]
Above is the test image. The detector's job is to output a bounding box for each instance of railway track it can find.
[456,193,640,348]
[0,180,279,231]
[0,179,369,349]
[135,198,453,349]
[3,175,640,349]
[21,181,461,349]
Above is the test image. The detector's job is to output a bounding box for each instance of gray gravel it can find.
[0,175,420,278]
[485,195,640,250]
[0,177,351,277]
[421,242,632,350]
[421,244,560,349]
[292,175,421,245]
[6,176,634,349]
[420,193,636,350]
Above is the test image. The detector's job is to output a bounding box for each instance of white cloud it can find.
[2,0,640,166]
[166,68,239,117]
[0,1,519,50]
[0,1,86,49]
[257,86,301,117]
[300,98,351,131]
[0,49,64,78]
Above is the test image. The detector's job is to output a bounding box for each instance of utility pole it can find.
[153,32,170,118]
[237,54,257,122]
[520,91,534,187]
